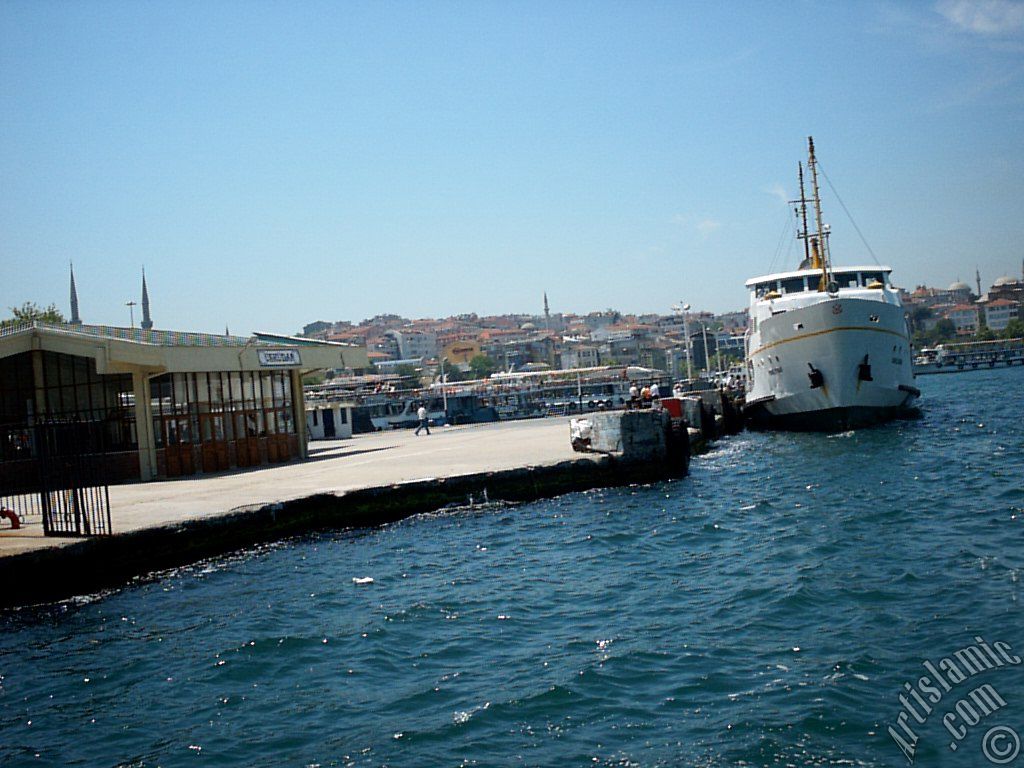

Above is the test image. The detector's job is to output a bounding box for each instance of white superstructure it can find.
[743,139,919,430]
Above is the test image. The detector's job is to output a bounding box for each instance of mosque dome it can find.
[520,322,537,331]
[948,281,970,292]
[993,275,1017,287]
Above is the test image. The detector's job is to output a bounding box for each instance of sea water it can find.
[1,367,1022,767]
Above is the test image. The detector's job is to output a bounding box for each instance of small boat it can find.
[913,338,1024,375]
[743,137,919,430]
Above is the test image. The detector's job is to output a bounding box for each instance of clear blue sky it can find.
[2,0,1023,334]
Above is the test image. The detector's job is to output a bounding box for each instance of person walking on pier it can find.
[415,404,431,436]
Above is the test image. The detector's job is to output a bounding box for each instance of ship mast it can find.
[796,161,811,267]
[807,136,831,291]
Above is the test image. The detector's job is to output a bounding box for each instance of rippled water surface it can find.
[2,368,1023,767]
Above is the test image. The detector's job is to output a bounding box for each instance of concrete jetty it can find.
[0,414,693,608]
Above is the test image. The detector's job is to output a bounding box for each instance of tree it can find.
[911,305,934,323]
[468,354,499,379]
[439,359,469,382]
[3,302,65,328]
[1002,318,1024,339]
[930,319,956,344]
[394,364,420,379]
[976,326,996,342]
[909,305,933,334]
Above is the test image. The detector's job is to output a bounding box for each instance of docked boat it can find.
[482,366,668,418]
[304,365,669,432]
[913,338,1024,375]
[743,137,919,430]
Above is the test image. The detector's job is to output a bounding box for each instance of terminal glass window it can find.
[0,351,136,457]
[151,371,294,447]
[0,352,36,428]
[45,352,135,450]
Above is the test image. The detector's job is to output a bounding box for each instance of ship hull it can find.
[745,402,917,431]
[744,297,917,432]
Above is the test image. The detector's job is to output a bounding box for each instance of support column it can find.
[291,368,309,459]
[132,371,157,481]
[30,348,46,422]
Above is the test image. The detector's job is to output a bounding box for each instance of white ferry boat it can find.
[914,338,1024,375]
[743,137,919,430]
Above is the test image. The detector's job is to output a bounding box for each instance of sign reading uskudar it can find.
[258,349,301,367]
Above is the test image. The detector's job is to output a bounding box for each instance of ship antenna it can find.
[807,136,831,291]
[797,161,810,267]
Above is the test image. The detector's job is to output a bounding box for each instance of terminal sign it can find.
[258,349,301,367]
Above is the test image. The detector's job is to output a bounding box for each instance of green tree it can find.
[930,319,956,344]
[2,302,65,328]
[909,305,933,334]
[976,326,996,341]
[468,354,499,379]
[911,305,933,323]
[394,364,420,379]
[440,359,469,382]
[1002,318,1024,339]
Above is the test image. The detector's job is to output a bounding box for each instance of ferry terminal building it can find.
[0,322,368,485]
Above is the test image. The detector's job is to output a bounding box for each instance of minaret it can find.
[975,268,982,298]
[69,263,82,325]
[543,291,551,330]
[140,269,153,330]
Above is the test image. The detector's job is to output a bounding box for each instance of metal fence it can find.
[0,419,113,537]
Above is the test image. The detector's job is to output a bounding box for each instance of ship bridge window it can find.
[861,271,885,287]
[834,272,859,288]
[780,277,806,294]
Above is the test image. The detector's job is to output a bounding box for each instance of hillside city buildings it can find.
[900,266,1024,335]
[300,305,749,381]
[300,266,1024,379]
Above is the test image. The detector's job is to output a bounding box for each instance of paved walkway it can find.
[0,418,582,558]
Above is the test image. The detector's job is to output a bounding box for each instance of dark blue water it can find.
[2,368,1022,767]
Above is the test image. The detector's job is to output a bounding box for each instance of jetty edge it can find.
[0,413,694,609]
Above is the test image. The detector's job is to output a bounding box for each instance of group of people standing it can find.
[627,381,661,410]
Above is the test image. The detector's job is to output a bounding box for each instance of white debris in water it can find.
[352,577,374,585]
[453,702,490,724]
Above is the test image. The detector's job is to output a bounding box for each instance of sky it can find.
[2,0,1023,335]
